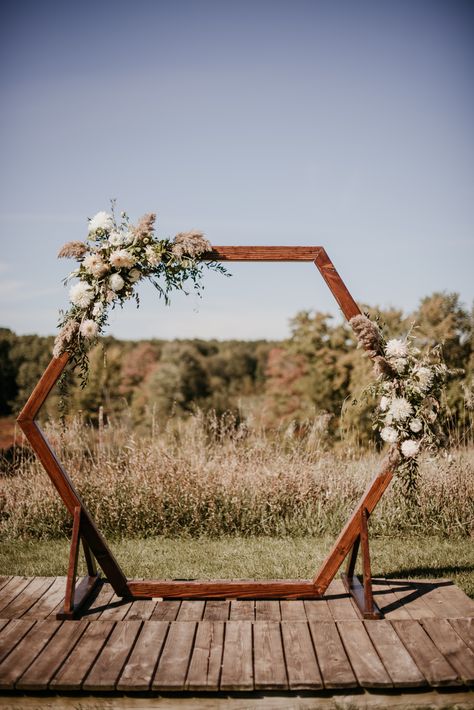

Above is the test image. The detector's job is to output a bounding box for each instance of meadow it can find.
[1,411,473,594]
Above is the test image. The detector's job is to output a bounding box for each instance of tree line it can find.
[1,292,472,446]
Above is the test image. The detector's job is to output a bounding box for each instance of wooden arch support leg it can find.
[57,506,102,620]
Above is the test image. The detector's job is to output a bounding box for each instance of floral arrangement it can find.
[54,205,226,383]
[350,314,452,494]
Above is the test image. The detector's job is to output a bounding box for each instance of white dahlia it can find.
[380,426,398,443]
[110,249,136,269]
[88,211,114,234]
[415,366,433,391]
[109,273,125,292]
[109,231,124,246]
[83,253,108,278]
[389,397,413,421]
[69,282,94,308]
[385,339,408,359]
[409,418,423,433]
[401,439,420,458]
[79,319,99,339]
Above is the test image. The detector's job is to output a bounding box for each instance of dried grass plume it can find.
[57,241,87,259]
[172,231,212,259]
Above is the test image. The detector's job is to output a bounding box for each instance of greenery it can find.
[1,535,473,598]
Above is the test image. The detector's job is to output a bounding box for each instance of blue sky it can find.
[1,0,473,340]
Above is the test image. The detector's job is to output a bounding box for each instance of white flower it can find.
[88,211,114,234]
[109,231,124,246]
[123,231,134,245]
[401,439,420,458]
[389,397,413,421]
[393,358,407,373]
[106,289,116,302]
[79,319,99,339]
[69,282,94,308]
[380,396,390,412]
[129,269,141,283]
[83,253,108,278]
[92,302,104,318]
[409,418,423,433]
[110,249,136,269]
[145,245,161,266]
[109,273,125,292]
[380,426,398,443]
[385,339,408,359]
[415,366,433,391]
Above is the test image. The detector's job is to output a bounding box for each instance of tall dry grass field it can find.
[1,411,472,541]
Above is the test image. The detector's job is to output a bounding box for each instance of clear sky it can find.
[1,0,473,341]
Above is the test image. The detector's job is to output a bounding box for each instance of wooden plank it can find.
[128,579,318,599]
[255,600,280,621]
[371,578,412,620]
[392,620,459,687]
[16,620,89,690]
[185,621,225,691]
[0,577,12,592]
[388,580,437,620]
[150,600,181,621]
[281,621,322,690]
[97,593,132,620]
[423,582,474,618]
[0,619,61,689]
[124,598,158,620]
[280,600,306,620]
[203,601,229,620]
[229,600,254,620]
[81,584,116,620]
[337,620,392,688]
[220,621,253,691]
[0,577,55,619]
[83,620,142,691]
[309,620,357,689]
[449,618,474,654]
[24,577,67,619]
[0,619,36,665]
[152,621,196,691]
[204,246,322,261]
[326,579,359,621]
[117,620,168,692]
[49,620,115,691]
[422,619,474,685]
[253,621,287,690]
[365,620,425,687]
[0,577,35,615]
[0,619,9,633]
[313,248,361,320]
[177,600,205,621]
[304,599,333,621]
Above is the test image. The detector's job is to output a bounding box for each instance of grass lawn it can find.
[1,535,473,598]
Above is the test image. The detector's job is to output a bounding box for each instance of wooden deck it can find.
[0,575,473,695]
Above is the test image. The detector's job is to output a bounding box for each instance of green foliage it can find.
[0,291,472,449]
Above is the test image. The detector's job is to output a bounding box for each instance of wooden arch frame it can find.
[17,246,395,620]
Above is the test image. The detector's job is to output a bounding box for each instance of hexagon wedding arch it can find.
[17,246,396,620]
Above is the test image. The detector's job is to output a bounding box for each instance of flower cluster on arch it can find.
[54,207,225,381]
[350,314,452,492]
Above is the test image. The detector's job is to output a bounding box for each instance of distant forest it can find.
[1,292,472,446]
